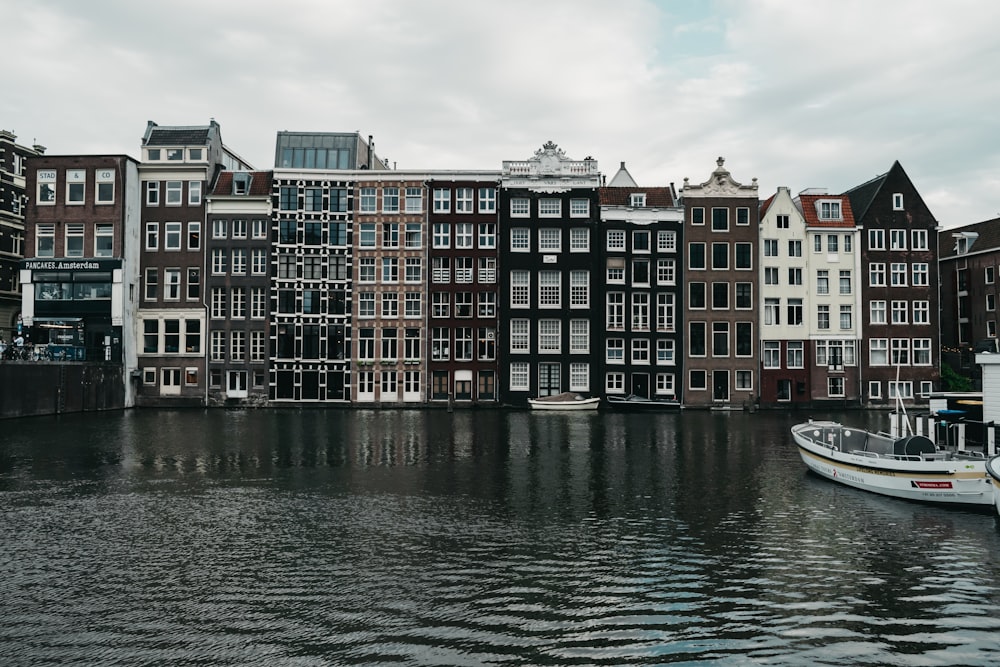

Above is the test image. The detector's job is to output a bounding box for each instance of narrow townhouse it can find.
[137,120,252,406]
[270,131,385,403]
[426,175,501,404]
[794,189,862,406]
[353,173,428,404]
[680,158,759,408]
[938,217,1000,380]
[598,162,683,401]
[205,170,273,405]
[498,142,601,405]
[758,186,811,407]
[1,131,44,337]
[846,161,940,404]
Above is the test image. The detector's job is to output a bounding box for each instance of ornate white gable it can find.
[502,141,600,192]
[683,157,757,197]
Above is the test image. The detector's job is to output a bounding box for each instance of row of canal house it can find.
[14,119,942,409]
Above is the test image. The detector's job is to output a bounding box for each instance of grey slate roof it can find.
[145,128,211,146]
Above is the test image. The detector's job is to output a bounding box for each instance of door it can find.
[631,373,649,399]
[712,370,729,402]
[538,363,561,396]
[227,370,248,399]
[160,367,181,396]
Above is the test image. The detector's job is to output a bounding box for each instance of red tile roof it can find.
[212,171,273,196]
[797,194,857,228]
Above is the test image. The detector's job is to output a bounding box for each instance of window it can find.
[788,268,803,286]
[656,339,675,365]
[689,243,706,270]
[632,293,649,330]
[479,223,497,249]
[146,181,160,206]
[689,322,706,356]
[913,339,931,365]
[64,224,85,257]
[736,208,750,226]
[711,208,728,231]
[431,257,450,283]
[328,188,348,213]
[764,298,780,325]
[539,270,561,308]
[656,259,676,285]
[164,268,181,300]
[691,208,705,225]
[828,377,845,398]
[689,370,707,391]
[889,381,913,400]
[787,298,803,326]
[211,248,227,274]
[539,199,561,217]
[764,267,778,285]
[37,170,56,204]
[405,293,421,318]
[188,181,202,205]
[632,230,650,253]
[358,292,375,318]
[539,228,561,252]
[405,187,423,212]
[360,187,377,213]
[912,229,928,250]
[570,227,589,252]
[776,214,789,229]
[606,338,624,363]
[304,187,323,212]
[817,270,829,295]
[231,287,246,318]
[66,169,85,203]
[819,200,841,220]
[510,362,529,391]
[912,263,929,287]
[607,258,625,283]
[511,228,530,251]
[840,305,852,330]
[165,181,182,205]
[891,338,910,365]
[539,320,560,352]
[870,263,886,287]
[632,338,650,364]
[712,322,729,356]
[890,229,907,250]
[405,257,422,283]
[251,288,266,319]
[380,186,399,213]
[607,230,626,251]
[478,188,496,213]
[813,235,823,253]
[712,282,729,310]
[187,268,200,300]
[510,198,529,216]
[231,249,246,275]
[870,300,887,324]
[869,229,885,250]
[358,222,376,248]
[511,270,530,307]
[570,199,590,217]
[478,291,496,318]
[736,322,753,357]
[839,270,852,295]
[252,249,267,275]
[787,341,804,368]
[735,243,752,270]
[36,224,55,257]
[788,240,802,257]
[433,188,451,213]
[382,258,399,283]
[144,268,157,300]
[764,239,778,257]
[607,293,624,329]
[689,283,706,310]
[891,300,908,324]
[164,222,182,250]
[510,319,529,353]
[94,224,114,257]
[404,223,422,248]
[870,339,888,366]
[570,270,589,308]
[827,235,839,252]
[817,304,829,330]
[145,222,159,250]
[711,243,728,269]
[987,267,996,285]
[455,188,473,212]
[763,341,780,369]
[893,193,904,210]
[735,283,752,310]
[187,221,201,250]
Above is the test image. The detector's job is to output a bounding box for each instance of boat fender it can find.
[893,435,935,456]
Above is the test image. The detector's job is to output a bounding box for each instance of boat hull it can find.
[792,422,993,508]
[606,396,680,411]
[528,397,600,411]
[988,456,1000,517]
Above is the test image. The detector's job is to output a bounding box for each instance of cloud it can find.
[3,0,999,225]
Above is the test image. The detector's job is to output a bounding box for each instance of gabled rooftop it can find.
[143,119,220,147]
[211,171,273,197]
[796,193,857,228]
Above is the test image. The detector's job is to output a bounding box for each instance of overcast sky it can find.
[4,0,999,227]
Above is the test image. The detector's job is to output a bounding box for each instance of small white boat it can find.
[988,456,1000,517]
[606,394,680,411]
[791,420,994,508]
[528,392,600,411]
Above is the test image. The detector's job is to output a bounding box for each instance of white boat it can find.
[606,394,680,411]
[528,392,600,411]
[988,456,1000,517]
[791,419,994,509]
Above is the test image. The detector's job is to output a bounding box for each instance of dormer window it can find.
[233,173,251,196]
[892,193,904,210]
[166,148,183,161]
[818,200,842,220]
[630,193,646,208]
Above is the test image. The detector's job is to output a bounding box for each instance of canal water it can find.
[1,408,999,666]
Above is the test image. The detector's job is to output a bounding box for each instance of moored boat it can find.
[988,456,1000,517]
[606,394,680,411]
[791,419,994,509]
[528,392,600,411]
